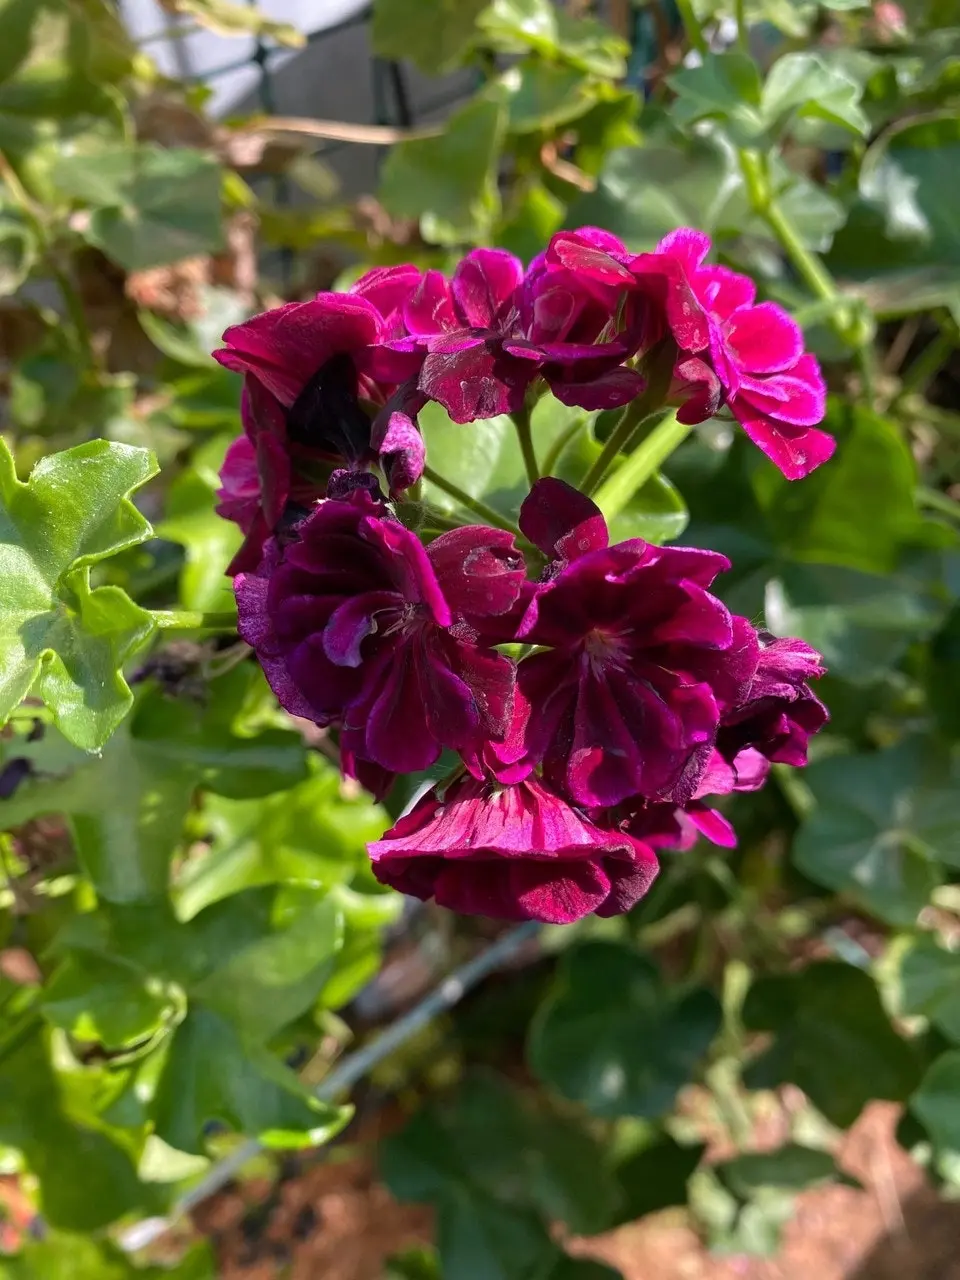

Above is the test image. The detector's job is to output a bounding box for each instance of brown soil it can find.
[205,1102,960,1280]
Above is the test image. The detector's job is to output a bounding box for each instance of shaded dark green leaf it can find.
[528,943,721,1118]
[743,962,920,1126]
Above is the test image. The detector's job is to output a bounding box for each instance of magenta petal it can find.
[548,365,647,411]
[403,270,458,337]
[368,774,658,923]
[361,651,442,772]
[736,413,836,480]
[452,248,524,328]
[595,842,660,917]
[426,526,526,617]
[349,263,422,319]
[655,227,712,272]
[419,344,534,422]
[687,803,737,848]
[694,265,756,316]
[519,477,609,562]
[360,516,452,627]
[373,408,425,495]
[216,294,382,406]
[546,232,634,285]
[323,590,399,667]
[672,357,723,424]
[726,302,803,375]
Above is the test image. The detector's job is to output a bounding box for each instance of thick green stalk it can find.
[512,405,540,486]
[422,465,523,537]
[592,411,692,521]
[674,0,708,55]
[735,0,748,51]
[152,610,239,631]
[739,149,877,400]
[580,400,658,497]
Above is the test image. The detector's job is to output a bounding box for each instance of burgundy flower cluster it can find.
[214,227,830,925]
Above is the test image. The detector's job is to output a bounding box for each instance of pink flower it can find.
[505,479,760,808]
[405,243,645,423]
[212,268,430,569]
[650,230,833,478]
[369,773,659,923]
[235,488,525,775]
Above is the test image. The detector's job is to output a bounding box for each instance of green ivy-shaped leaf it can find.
[372,0,488,73]
[792,738,960,925]
[528,942,721,1118]
[1,670,308,903]
[0,438,158,749]
[743,962,920,1126]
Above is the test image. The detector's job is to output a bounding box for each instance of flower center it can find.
[582,627,627,674]
[382,601,428,641]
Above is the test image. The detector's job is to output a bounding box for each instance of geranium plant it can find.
[0,0,959,1275]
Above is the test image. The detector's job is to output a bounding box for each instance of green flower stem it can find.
[152,609,239,632]
[674,0,708,55]
[512,406,540,486]
[917,485,960,522]
[897,326,956,402]
[540,414,587,477]
[580,399,658,497]
[738,148,878,400]
[422,464,523,537]
[592,411,692,522]
[735,0,748,51]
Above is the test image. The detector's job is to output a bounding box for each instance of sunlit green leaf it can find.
[372,0,487,72]
[0,438,157,748]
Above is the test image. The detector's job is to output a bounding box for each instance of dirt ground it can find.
[198,1102,960,1280]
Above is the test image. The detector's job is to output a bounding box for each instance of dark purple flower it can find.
[508,479,760,809]
[235,488,525,774]
[368,773,659,923]
[715,633,828,772]
[618,632,827,853]
[405,242,644,423]
[216,377,329,575]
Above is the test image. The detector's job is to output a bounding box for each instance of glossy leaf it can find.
[52,145,224,271]
[910,1051,960,1152]
[177,759,387,919]
[1,675,308,903]
[743,962,920,1126]
[894,933,960,1043]
[479,0,628,77]
[380,98,505,247]
[0,1030,143,1230]
[0,438,157,749]
[792,739,960,924]
[528,943,721,1118]
[158,434,241,613]
[372,0,487,72]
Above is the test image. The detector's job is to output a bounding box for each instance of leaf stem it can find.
[674,0,709,55]
[592,411,692,521]
[512,405,540,486]
[735,0,748,51]
[422,464,523,537]
[152,610,239,632]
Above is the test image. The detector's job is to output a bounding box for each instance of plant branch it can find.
[592,411,692,521]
